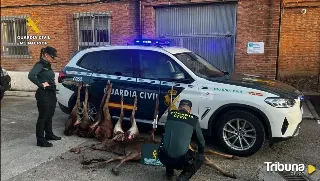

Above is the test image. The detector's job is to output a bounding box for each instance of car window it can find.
[175,52,224,78]
[77,51,102,71]
[98,50,135,77]
[137,50,184,80]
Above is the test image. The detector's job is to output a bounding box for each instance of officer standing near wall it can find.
[28,46,61,147]
[158,99,206,181]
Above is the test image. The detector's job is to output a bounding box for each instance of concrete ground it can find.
[1,93,320,181]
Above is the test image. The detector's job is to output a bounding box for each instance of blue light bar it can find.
[134,39,170,46]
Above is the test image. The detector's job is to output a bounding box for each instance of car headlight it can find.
[264,97,296,108]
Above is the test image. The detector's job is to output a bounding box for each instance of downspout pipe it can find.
[318,33,320,92]
[276,0,283,80]
[139,0,142,39]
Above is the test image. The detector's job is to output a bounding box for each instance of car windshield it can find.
[174,52,225,78]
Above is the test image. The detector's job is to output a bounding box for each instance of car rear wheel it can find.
[216,110,265,157]
[77,101,98,123]
[69,94,99,124]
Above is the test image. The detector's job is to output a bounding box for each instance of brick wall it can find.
[141,0,281,79]
[1,0,139,72]
[278,0,320,91]
[2,0,319,88]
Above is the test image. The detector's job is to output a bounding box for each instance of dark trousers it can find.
[158,147,204,180]
[35,89,57,143]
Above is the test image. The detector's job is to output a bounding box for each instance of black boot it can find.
[166,173,176,181]
[166,167,175,181]
[177,170,193,181]
[45,134,61,140]
[37,141,53,147]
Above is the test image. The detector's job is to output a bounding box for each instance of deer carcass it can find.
[64,80,82,136]
[88,83,109,135]
[112,95,125,142]
[74,84,92,137]
[95,80,113,141]
[124,96,139,140]
[84,138,237,178]
[84,136,160,176]
[82,95,238,179]
[84,138,237,179]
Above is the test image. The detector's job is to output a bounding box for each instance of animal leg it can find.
[111,152,141,176]
[204,149,239,160]
[64,119,76,136]
[204,157,237,179]
[70,145,91,154]
[82,156,127,169]
[189,145,239,160]
[90,139,115,151]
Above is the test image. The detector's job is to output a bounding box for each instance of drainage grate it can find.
[277,171,311,181]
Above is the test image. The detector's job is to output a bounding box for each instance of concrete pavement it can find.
[1,128,88,181]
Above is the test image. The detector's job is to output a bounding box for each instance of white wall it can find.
[8,71,59,91]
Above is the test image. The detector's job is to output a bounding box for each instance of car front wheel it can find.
[216,110,265,157]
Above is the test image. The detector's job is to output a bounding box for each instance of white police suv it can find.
[57,39,304,157]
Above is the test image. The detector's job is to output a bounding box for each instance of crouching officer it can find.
[28,46,61,147]
[158,99,206,181]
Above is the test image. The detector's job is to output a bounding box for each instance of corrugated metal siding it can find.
[155,3,237,73]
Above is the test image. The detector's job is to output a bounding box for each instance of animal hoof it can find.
[224,172,237,179]
[70,148,81,154]
[232,156,240,160]
[112,168,119,176]
[81,160,91,166]
[230,173,237,179]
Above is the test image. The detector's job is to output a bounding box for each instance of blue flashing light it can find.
[299,96,304,101]
[134,39,170,46]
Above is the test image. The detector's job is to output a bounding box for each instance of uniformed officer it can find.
[158,99,206,181]
[28,46,61,147]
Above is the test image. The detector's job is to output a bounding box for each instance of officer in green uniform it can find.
[28,46,61,147]
[158,99,206,181]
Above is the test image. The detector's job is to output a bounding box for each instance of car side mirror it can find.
[172,72,185,80]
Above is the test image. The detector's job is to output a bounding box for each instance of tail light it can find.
[58,71,66,83]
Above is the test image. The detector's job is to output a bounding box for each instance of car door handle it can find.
[201,86,208,89]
